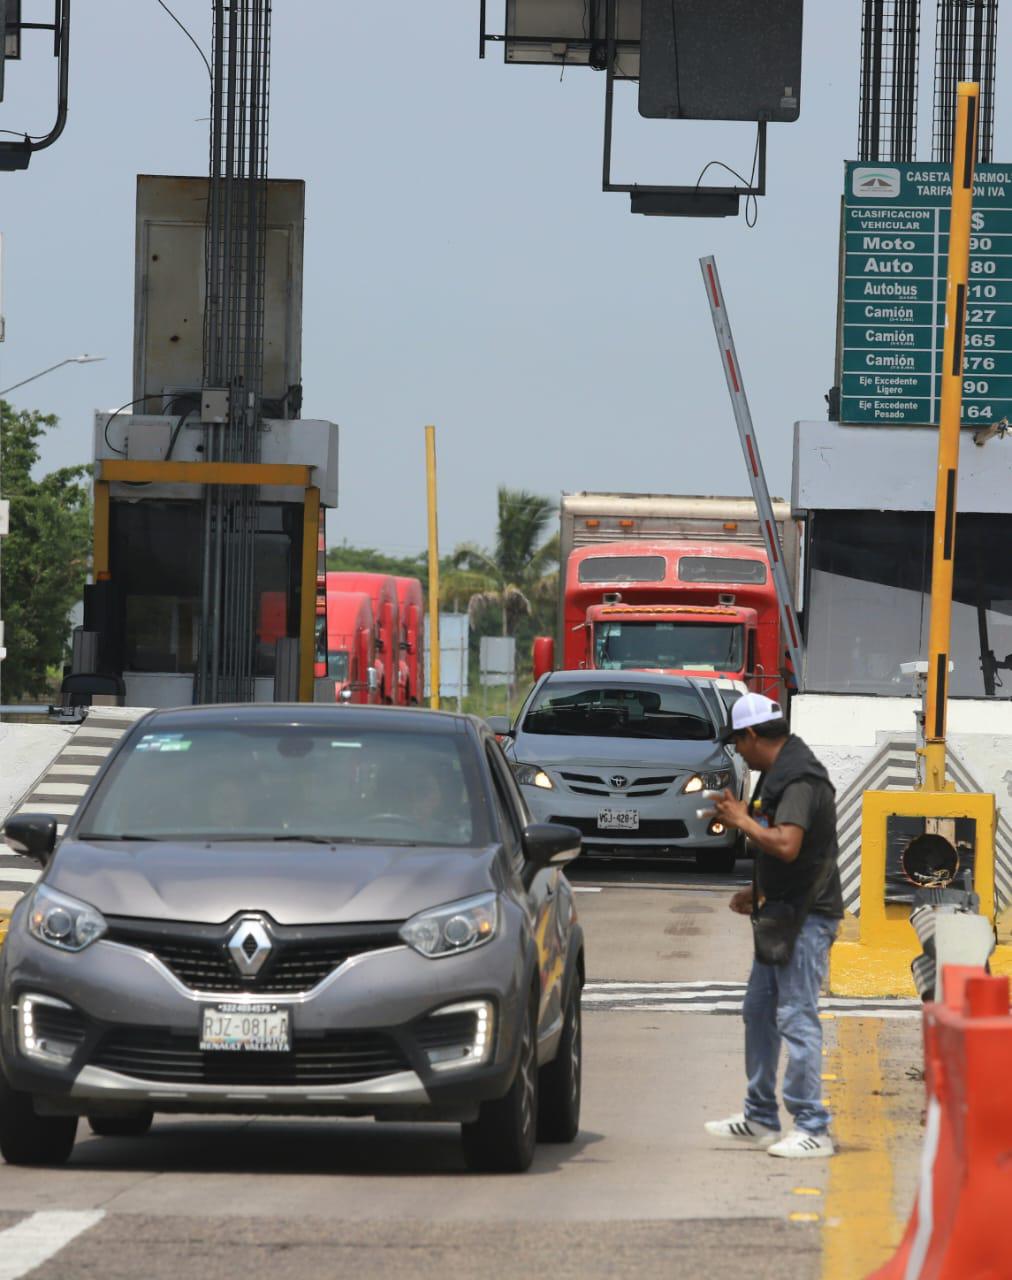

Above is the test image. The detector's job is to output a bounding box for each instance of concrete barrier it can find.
[867,966,1012,1279]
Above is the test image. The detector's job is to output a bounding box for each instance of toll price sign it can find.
[839,161,1012,426]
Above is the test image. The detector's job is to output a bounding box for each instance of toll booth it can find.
[79,176,338,707]
[790,419,1012,992]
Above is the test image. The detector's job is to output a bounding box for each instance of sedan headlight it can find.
[683,770,734,794]
[28,884,107,953]
[400,892,499,959]
[512,763,554,790]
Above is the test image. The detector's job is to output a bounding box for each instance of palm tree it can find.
[450,488,559,636]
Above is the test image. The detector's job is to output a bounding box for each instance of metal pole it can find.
[298,487,321,703]
[699,256,805,696]
[922,81,979,794]
[425,425,441,711]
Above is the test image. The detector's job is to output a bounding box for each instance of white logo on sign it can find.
[852,167,901,199]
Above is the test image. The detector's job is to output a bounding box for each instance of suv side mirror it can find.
[4,814,59,867]
[486,715,513,738]
[521,822,581,877]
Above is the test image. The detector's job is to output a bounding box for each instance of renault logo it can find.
[610,774,629,789]
[227,918,272,977]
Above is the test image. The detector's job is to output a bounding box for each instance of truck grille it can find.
[92,1027,409,1087]
[105,917,403,994]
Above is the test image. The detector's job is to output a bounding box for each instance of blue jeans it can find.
[742,913,838,1135]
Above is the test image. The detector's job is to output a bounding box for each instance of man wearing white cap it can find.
[703,693,843,1159]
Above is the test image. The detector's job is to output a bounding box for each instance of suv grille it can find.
[92,1028,410,1086]
[105,917,403,994]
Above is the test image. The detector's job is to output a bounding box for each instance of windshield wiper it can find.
[78,833,161,842]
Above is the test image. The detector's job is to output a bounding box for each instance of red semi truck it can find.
[326,572,401,703]
[317,589,379,704]
[535,494,800,705]
[395,577,425,705]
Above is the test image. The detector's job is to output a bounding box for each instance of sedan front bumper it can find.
[519,782,738,856]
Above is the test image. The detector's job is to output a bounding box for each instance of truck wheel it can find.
[0,1073,76,1167]
[537,978,582,1143]
[461,995,538,1173]
[88,1110,153,1138]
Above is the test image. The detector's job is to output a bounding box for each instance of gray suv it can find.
[0,705,584,1173]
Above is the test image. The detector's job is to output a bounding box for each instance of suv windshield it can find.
[594,621,744,672]
[79,725,487,846]
[522,682,715,740]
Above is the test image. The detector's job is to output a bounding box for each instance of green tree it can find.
[325,541,430,580]
[1,402,91,701]
[451,488,559,638]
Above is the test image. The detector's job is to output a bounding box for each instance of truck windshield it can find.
[594,621,744,672]
[523,682,714,741]
[327,650,350,681]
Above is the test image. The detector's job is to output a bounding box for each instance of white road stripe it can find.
[586,980,746,990]
[0,1211,105,1280]
[0,868,42,885]
[15,804,80,817]
[572,887,602,894]
[25,783,90,798]
[46,764,102,776]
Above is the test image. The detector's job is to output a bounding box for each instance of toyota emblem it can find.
[610,774,629,789]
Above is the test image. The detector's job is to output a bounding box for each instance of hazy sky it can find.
[1,3,1006,557]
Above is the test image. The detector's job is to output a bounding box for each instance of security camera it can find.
[973,417,1009,447]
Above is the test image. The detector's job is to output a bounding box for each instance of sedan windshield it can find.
[594,621,744,672]
[79,725,487,846]
[522,683,715,740]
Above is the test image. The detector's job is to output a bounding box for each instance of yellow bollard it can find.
[425,425,440,711]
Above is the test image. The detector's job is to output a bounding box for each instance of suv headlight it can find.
[512,763,553,790]
[28,884,107,953]
[683,770,734,794]
[400,892,499,959]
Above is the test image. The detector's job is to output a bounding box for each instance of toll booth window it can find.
[578,556,666,583]
[805,510,1012,698]
[111,501,300,677]
[678,557,767,585]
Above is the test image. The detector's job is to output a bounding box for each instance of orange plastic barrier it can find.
[868,965,1012,1280]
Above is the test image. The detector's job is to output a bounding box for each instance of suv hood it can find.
[511,732,729,772]
[44,839,500,925]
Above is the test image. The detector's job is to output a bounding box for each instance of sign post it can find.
[922,83,979,794]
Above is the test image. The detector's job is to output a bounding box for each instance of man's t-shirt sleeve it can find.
[774,780,817,832]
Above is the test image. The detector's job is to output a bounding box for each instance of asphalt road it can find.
[0,864,924,1280]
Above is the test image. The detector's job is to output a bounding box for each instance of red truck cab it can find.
[537,540,783,700]
[394,577,425,705]
[326,572,401,703]
[320,589,378,704]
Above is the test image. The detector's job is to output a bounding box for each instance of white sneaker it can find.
[704,1113,780,1148]
[767,1129,835,1159]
